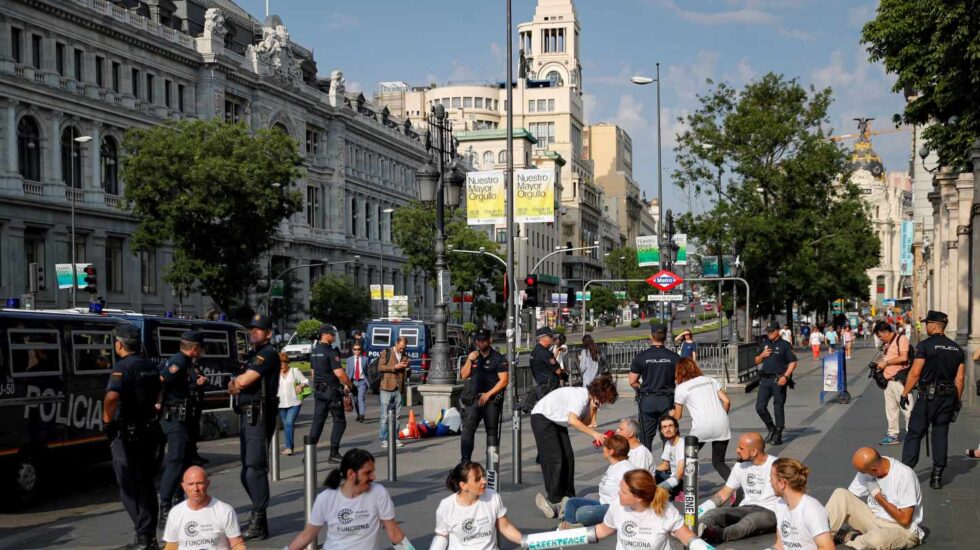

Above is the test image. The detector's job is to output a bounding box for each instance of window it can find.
[399,328,419,347]
[17,116,41,182]
[177,84,185,112]
[529,122,556,145]
[105,237,124,292]
[225,96,245,123]
[131,68,140,97]
[71,331,114,374]
[496,228,507,244]
[350,198,358,236]
[475,97,483,109]
[74,48,83,82]
[56,43,65,75]
[164,79,172,108]
[24,229,44,288]
[201,331,230,358]
[371,327,391,347]
[483,151,495,166]
[236,332,249,362]
[365,203,374,240]
[95,56,104,87]
[145,74,154,103]
[11,27,22,64]
[463,97,473,108]
[61,126,83,188]
[101,136,119,195]
[548,99,555,112]
[140,249,156,293]
[8,329,61,377]
[307,185,321,228]
[111,61,120,92]
[493,100,498,111]
[498,150,507,163]
[157,328,184,356]
[31,34,41,70]
[537,99,546,112]
[547,71,562,86]
[452,97,461,108]
[528,100,535,113]
[305,126,321,156]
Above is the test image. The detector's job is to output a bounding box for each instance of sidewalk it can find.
[0,345,976,549]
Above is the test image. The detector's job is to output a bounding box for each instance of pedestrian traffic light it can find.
[82,264,97,293]
[523,274,538,309]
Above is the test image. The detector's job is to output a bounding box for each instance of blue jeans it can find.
[278,405,301,450]
[562,497,608,526]
[379,390,402,441]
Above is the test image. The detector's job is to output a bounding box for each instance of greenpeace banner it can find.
[515,169,555,223]
[636,236,660,267]
[466,171,506,225]
[673,234,688,265]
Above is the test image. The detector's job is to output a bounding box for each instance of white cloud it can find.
[652,0,780,25]
[582,93,600,124]
[346,81,363,94]
[665,51,719,100]
[326,13,359,31]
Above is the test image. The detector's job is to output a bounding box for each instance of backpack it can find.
[367,348,389,394]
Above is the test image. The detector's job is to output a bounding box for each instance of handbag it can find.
[343,391,354,413]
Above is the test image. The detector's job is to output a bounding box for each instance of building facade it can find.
[0,0,431,324]
[585,123,644,245]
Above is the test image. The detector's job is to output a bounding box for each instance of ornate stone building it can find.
[0,0,431,323]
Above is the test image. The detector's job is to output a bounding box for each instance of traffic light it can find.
[523,274,538,309]
[28,262,44,292]
[82,264,98,293]
[567,287,577,308]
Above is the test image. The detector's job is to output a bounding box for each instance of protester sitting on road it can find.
[672,357,732,482]
[277,352,310,456]
[769,457,835,550]
[558,434,636,529]
[825,447,923,549]
[615,418,655,471]
[674,330,698,360]
[284,449,415,550]
[431,461,523,550]
[163,466,245,550]
[698,432,779,545]
[531,376,619,519]
[653,414,685,499]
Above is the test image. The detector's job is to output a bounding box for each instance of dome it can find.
[846,138,885,179]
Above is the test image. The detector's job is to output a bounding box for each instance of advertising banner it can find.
[466,171,506,225]
[636,236,660,267]
[55,263,89,289]
[701,256,734,277]
[900,220,913,276]
[673,234,688,265]
[515,169,555,223]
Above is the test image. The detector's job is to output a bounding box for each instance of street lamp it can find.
[69,132,92,308]
[631,65,663,240]
[266,256,360,314]
[379,207,395,318]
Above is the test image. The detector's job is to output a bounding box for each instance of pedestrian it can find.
[227,313,281,541]
[589,470,713,550]
[614,418,655,472]
[162,466,245,550]
[826,447,923,549]
[157,330,207,529]
[899,310,965,489]
[431,461,524,550]
[871,321,913,446]
[825,326,838,353]
[769,458,835,550]
[780,324,793,346]
[809,326,824,360]
[345,342,369,422]
[559,434,636,529]
[754,321,798,445]
[579,334,602,387]
[674,330,698,361]
[628,323,681,449]
[277,351,310,456]
[530,376,619,519]
[378,336,410,449]
[459,328,508,463]
[551,333,569,384]
[672,357,732,482]
[653,415,685,499]
[308,324,352,463]
[520,327,562,412]
[103,323,162,550]
[800,323,811,350]
[844,325,854,359]
[283,449,415,550]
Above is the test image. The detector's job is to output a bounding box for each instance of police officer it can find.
[103,323,162,550]
[629,323,681,449]
[529,326,562,395]
[157,330,206,528]
[900,310,966,489]
[187,358,209,467]
[228,313,281,540]
[308,323,352,464]
[754,320,798,446]
[459,328,509,462]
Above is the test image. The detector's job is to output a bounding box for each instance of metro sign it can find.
[646,269,684,292]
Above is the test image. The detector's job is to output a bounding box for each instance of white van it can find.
[282,333,313,361]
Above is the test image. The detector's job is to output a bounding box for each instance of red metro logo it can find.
[646,270,683,292]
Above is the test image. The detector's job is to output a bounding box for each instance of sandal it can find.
[967,449,980,459]
[281,448,293,456]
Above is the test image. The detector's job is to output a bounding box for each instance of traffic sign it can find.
[647,294,683,302]
[646,270,684,292]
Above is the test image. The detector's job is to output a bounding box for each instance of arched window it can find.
[350,198,358,237]
[17,116,41,182]
[101,136,119,195]
[61,126,83,188]
[273,122,288,137]
[876,275,885,296]
[547,70,563,86]
[498,150,507,163]
[376,205,382,241]
[483,151,495,167]
[365,202,374,240]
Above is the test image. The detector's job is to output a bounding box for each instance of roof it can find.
[456,128,538,143]
[846,138,885,179]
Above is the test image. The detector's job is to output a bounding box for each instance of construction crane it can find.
[829,118,911,142]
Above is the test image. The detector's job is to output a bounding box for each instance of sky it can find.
[237,0,907,215]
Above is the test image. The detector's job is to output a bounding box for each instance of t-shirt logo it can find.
[622,520,638,538]
[338,508,355,524]
[780,520,796,539]
[746,473,760,487]
[462,518,476,534]
[184,520,199,537]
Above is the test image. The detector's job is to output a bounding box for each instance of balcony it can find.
[104,194,123,209]
[65,187,84,202]
[22,181,43,197]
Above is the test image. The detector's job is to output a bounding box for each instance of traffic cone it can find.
[407,410,420,439]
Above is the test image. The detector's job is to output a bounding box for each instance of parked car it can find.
[704,304,714,311]
[282,332,313,362]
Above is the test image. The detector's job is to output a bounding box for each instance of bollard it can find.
[303,435,317,550]
[512,408,522,484]
[683,435,700,531]
[387,402,397,481]
[270,423,281,482]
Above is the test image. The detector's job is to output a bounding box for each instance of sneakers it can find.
[381,440,388,449]
[878,435,900,446]
[699,525,723,544]
[558,521,583,530]
[535,492,559,519]
[396,440,405,448]
[833,529,859,545]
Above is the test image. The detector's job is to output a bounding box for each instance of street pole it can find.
[656,63,663,326]
[505,0,521,485]
[69,133,92,308]
[381,208,394,318]
[718,250,724,347]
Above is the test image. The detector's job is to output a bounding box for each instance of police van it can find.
[362,319,466,392]
[0,308,246,507]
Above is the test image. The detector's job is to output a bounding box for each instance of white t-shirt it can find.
[660,437,684,476]
[628,444,655,472]
[598,460,636,505]
[725,455,779,512]
[531,387,590,425]
[579,349,600,387]
[780,329,792,343]
[602,499,683,550]
[809,332,823,346]
[163,497,240,550]
[673,376,731,442]
[434,490,506,550]
[775,494,831,550]
[847,457,923,539]
[309,484,395,550]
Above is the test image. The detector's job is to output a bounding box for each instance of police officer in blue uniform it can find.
[102,323,162,550]
[156,330,206,528]
[900,310,966,489]
[754,321,798,446]
[308,323,352,464]
[459,328,509,462]
[530,326,562,391]
[629,323,681,449]
[228,313,280,541]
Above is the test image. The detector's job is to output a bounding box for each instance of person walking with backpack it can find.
[872,321,913,446]
[378,336,410,449]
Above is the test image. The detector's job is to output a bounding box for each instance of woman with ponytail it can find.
[429,461,523,550]
[768,458,834,550]
[284,449,415,550]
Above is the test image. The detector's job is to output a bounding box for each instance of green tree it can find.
[604,247,653,303]
[588,286,620,315]
[310,275,371,332]
[673,73,879,321]
[121,119,303,313]
[295,319,323,342]
[862,1,980,168]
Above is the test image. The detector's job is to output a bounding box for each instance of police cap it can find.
[921,310,948,325]
[766,321,781,332]
[180,330,205,345]
[113,323,141,341]
[318,324,337,335]
[472,328,492,340]
[249,313,273,330]
[536,327,555,338]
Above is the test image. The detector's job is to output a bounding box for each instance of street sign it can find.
[438,270,451,305]
[647,294,683,302]
[270,279,284,299]
[646,270,684,292]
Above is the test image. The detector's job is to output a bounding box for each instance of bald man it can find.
[825,447,922,549]
[162,466,246,550]
[697,432,779,544]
